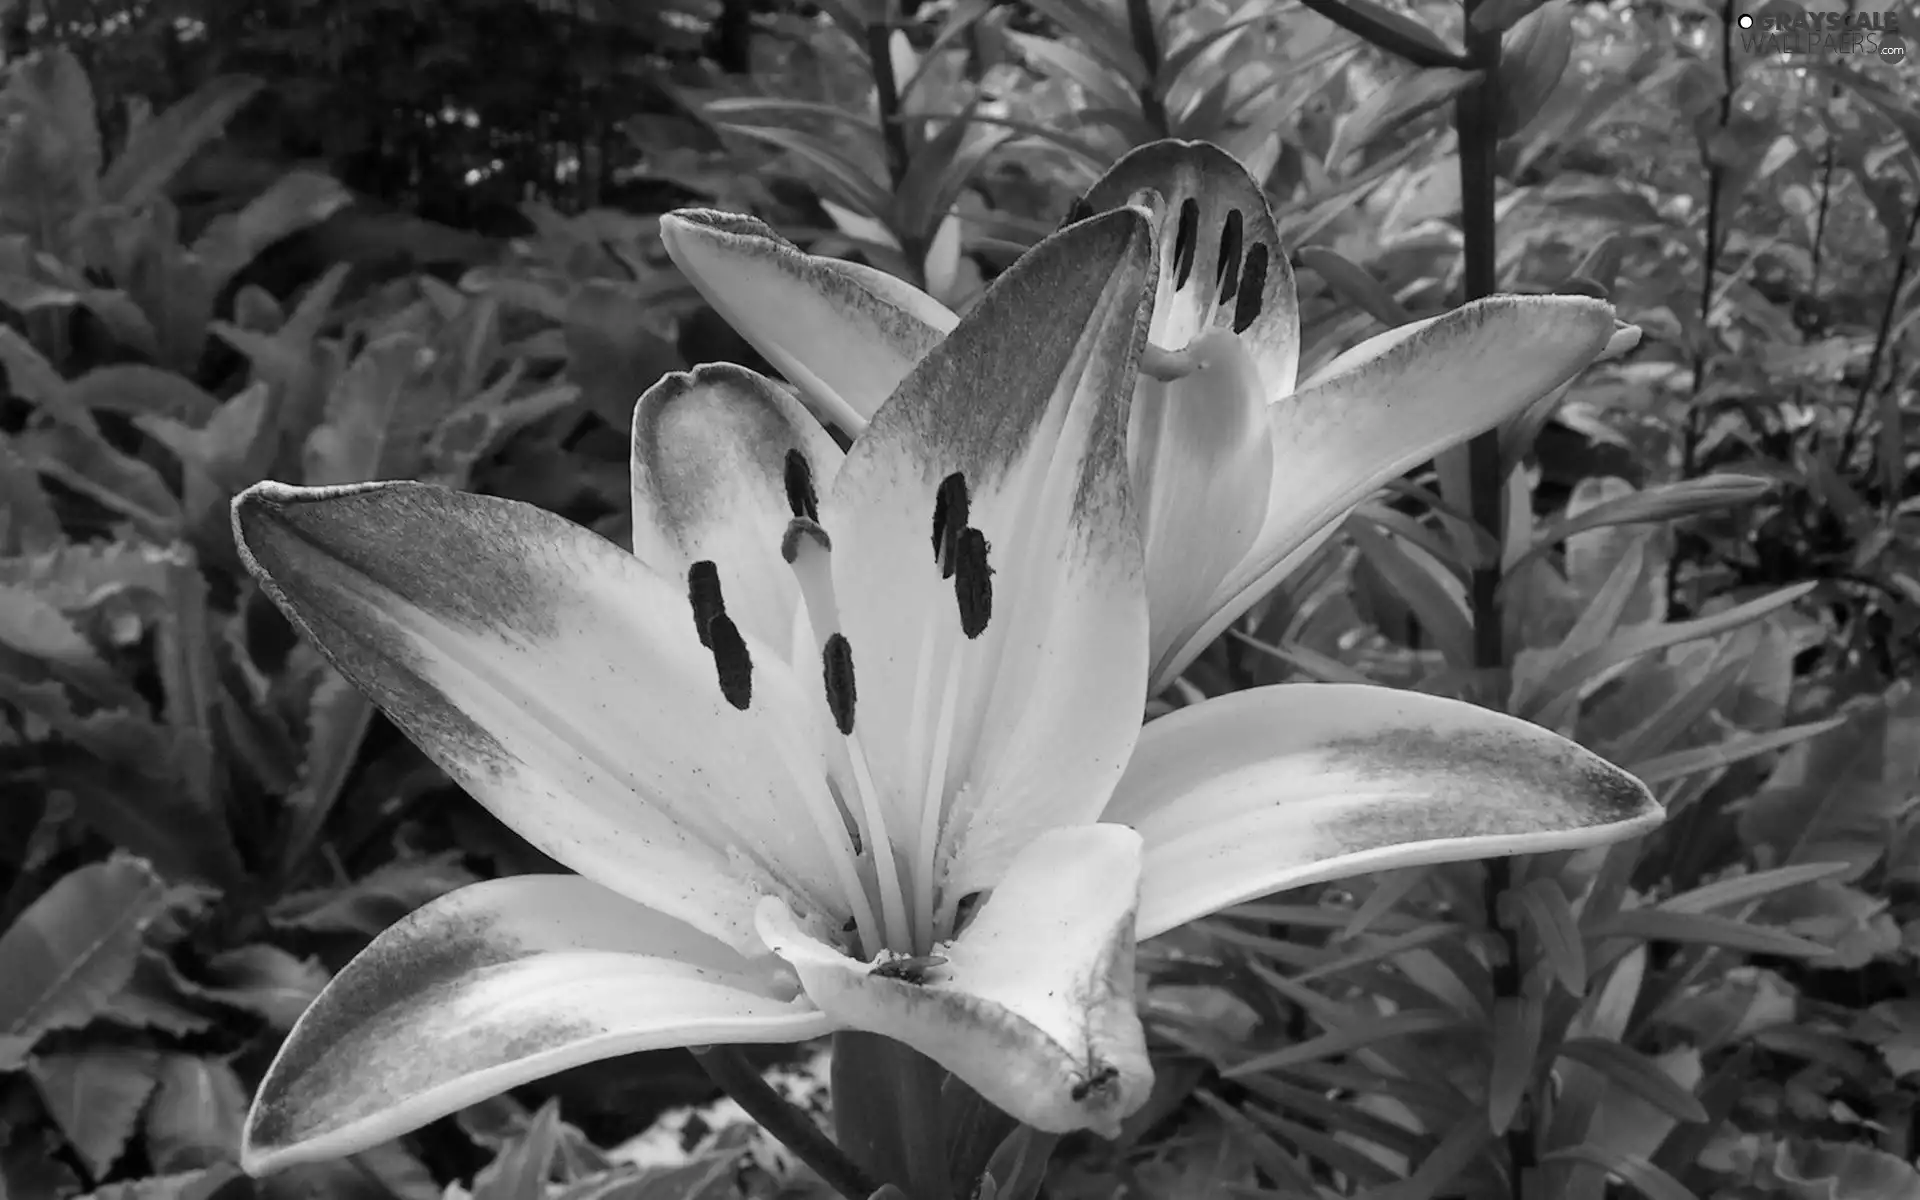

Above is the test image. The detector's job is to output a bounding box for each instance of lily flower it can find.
[234,207,1661,1174]
[660,139,1625,691]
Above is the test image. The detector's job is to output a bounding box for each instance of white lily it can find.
[234,207,1661,1174]
[660,138,1627,691]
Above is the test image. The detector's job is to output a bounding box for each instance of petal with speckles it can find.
[232,481,856,950]
[756,825,1152,1139]
[660,209,956,435]
[1105,684,1665,941]
[820,209,1156,907]
[631,364,844,654]
[242,877,830,1175]
[1079,138,1300,391]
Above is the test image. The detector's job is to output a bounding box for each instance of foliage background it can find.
[0,0,1916,1196]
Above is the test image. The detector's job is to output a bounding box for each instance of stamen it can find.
[1141,344,1199,381]
[1172,198,1200,290]
[912,634,966,951]
[1234,243,1269,334]
[763,724,884,954]
[1216,209,1244,300]
[782,516,832,563]
[687,560,725,649]
[706,612,753,710]
[822,633,857,735]
[783,448,819,521]
[844,740,912,953]
[778,508,910,953]
[931,472,969,577]
[953,528,993,639]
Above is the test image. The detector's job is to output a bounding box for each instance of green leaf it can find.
[1504,877,1586,995]
[143,1055,248,1173]
[0,858,167,1066]
[1345,513,1474,667]
[1539,1144,1698,1200]
[1556,1038,1707,1124]
[472,1099,565,1200]
[1496,2,1573,138]
[1629,717,1846,786]
[301,334,434,485]
[1659,862,1853,915]
[1521,582,1816,727]
[62,366,222,424]
[1296,246,1417,329]
[267,854,481,937]
[1486,994,1541,1134]
[191,170,351,296]
[1224,1009,1467,1077]
[100,76,264,209]
[188,945,328,1031]
[562,284,684,433]
[29,1048,163,1180]
[0,582,141,708]
[1510,476,1774,574]
[97,954,215,1037]
[1325,67,1480,169]
[1587,909,1833,958]
[0,432,63,554]
[271,667,375,882]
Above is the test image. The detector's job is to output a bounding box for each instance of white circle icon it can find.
[1737,12,1754,26]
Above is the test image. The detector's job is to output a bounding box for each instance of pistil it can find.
[784,516,913,954]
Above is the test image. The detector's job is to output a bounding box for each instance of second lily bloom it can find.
[661,139,1623,690]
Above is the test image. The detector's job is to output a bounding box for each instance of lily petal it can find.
[1080,138,1300,391]
[631,364,845,653]
[1152,295,1616,688]
[233,481,857,949]
[660,210,955,434]
[757,825,1152,1138]
[243,876,830,1174]
[1131,331,1273,675]
[1103,684,1664,941]
[819,208,1155,906]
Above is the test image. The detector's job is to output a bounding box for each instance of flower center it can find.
[682,447,1004,961]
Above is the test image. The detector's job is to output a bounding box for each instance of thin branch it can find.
[1838,192,1920,472]
[693,1046,882,1200]
[1125,0,1169,134]
[1294,0,1474,69]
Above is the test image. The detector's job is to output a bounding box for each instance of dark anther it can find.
[1234,243,1269,334]
[783,448,819,521]
[931,472,970,577]
[823,632,857,735]
[1216,210,1244,301]
[687,560,726,649]
[1070,1065,1120,1103]
[954,527,993,639]
[1172,198,1200,290]
[707,613,753,710]
[953,891,986,935]
[870,954,947,984]
[781,516,832,564]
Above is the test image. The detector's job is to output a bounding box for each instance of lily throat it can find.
[682,449,999,961]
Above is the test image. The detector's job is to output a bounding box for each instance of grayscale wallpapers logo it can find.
[1736,0,1905,61]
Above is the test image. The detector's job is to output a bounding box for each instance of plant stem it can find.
[1455,6,1529,1197]
[1670,0,1738,611]
[692,1046,882,1200]
[1838,193,1920,479]
[1124,0,1169,134]
[867,19,911,190]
